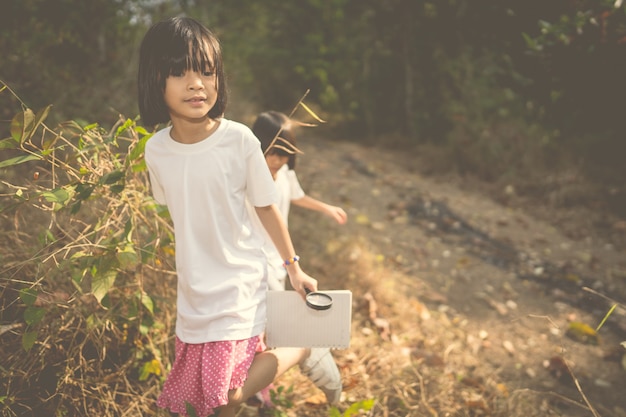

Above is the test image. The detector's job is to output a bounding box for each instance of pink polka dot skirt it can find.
[156,335,261,416]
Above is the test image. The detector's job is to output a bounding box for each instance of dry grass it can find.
[0,213,177,416]
[265,232,553,417]
[0,201,551,417]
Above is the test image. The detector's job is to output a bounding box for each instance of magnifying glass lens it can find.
[305,289,333,310]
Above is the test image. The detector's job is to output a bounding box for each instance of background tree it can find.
[2,0,625,183]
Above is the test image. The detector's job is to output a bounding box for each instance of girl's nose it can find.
[187,72,204,89]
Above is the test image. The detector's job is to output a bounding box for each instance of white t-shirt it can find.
[248,164,305,290]
[275,165,306,224]
[145,119,277,344]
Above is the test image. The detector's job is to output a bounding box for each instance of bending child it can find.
[138,17,340,417]
[251,111,348,291]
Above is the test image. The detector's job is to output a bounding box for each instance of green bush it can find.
[0,81,175,416]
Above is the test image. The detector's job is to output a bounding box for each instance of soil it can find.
[257,136,626,417]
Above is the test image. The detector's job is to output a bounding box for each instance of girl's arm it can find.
[292,195,348,225]
[255,204,317,297]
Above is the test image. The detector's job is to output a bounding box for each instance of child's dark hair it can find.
[252,111,299,170]
[138,16,227,126]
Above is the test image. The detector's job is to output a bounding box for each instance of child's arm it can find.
[292,195,348,225]
[255,204,317,296]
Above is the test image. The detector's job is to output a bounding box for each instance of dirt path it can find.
[283,136,626,416]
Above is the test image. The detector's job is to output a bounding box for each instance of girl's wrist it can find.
[283,255,300,266]
[284,257,303,277]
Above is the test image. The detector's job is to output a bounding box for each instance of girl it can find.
[138,17,340,416]
[251,111,348,290]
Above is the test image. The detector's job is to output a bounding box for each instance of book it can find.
[265,290,352,349]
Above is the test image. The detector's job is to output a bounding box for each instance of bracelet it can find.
[283,255,300,266]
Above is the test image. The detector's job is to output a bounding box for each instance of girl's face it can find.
[265,152,289,179]
[163,69,218,123]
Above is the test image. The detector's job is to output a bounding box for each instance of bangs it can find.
[160,28,218,77]
[269,147,292,157]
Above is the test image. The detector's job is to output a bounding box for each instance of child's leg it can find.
[244,347,310,396]
[215,347,309,417]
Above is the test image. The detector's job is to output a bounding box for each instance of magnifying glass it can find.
[304,288,333,311]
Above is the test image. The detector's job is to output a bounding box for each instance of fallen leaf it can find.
[566,321,599,344]
[355,214,370,225]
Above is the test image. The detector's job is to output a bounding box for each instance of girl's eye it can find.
[202,70,215,77]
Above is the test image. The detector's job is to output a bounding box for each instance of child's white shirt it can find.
[145,119,277,344]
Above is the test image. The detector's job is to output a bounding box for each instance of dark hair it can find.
[138,16,227,126]
[252,111,298,170]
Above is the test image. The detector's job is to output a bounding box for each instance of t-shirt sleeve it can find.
[144,135,168,205]
[286,169,305,201]
[245,135,277,207]
[146,163,167,205]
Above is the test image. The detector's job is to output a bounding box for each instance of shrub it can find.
[0,81,175,416]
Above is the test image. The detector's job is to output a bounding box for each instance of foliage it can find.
[0,0,141,125]
[520,0,626,162]
[0,81,175,416]
[267,385,294,416]
[2,0,625,188]
[328,398,375,416]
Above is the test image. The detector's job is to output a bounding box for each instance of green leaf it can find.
[129,133,151,161]
[91,269,117,303]
[70,250,91,260]
[30,105,52,141]
[0,154,41,169]
[19,288,38,306]
[70,200,82,214]
[38,229,55,246]
[139,291,154,314]
[41,188,71,204]
[328,408,342,417]
[138,359,161,381]
[0,137,17,149]
[75,183,94,201]
[116,245,138,269]
[85,314,98,330]
[123,218,134,242]
[522,33,539,51]
[24,306,46,326]
[10,109,35,143]
[131,159,147,172]
[22,331,38,352]
[135,125,150,135]
[185,402,199,417]
[344,398,375,416]
[109,184,125,194]
[100,170,125,185]
[115,118,134,138]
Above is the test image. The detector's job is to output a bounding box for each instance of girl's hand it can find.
[325,205,348,225]
[287,266,318,299]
